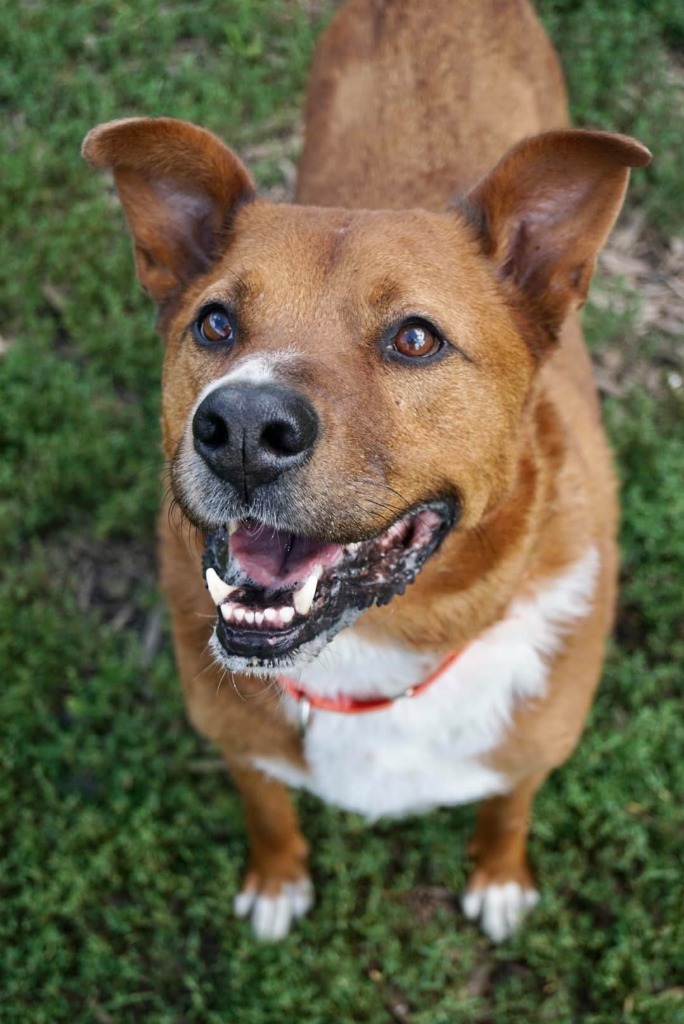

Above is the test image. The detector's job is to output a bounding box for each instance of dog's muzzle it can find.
[182,381,457,670]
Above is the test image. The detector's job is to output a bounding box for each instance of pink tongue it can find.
[230,521,343,589]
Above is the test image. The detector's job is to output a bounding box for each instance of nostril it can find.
[261,419,302,457]
[194,411,229,449]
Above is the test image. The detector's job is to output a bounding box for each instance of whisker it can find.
[215,667,227,695]
[355,477,411,506]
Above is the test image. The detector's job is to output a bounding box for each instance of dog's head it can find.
[83,118,649,670]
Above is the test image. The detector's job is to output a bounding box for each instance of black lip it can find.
[204,499,457,665]
[215,615,306,661]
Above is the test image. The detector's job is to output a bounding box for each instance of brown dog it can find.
[83,0,650,942]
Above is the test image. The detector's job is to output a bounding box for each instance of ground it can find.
[1,2,683,1022]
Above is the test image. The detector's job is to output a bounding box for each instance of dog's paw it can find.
[461,880,539,943]
[234,875,314,941]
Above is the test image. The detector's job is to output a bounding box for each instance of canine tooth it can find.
[234,607,246,623]
[245,610,255,625]
[346,542,361,554]
[280,606,295,624]
[293,572,319,616]
[254,611,264,626]
[206,568,237,606]
[228,519,240,536]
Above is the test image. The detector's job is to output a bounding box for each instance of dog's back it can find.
[297,0,568,209]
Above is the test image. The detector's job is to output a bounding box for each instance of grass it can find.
[539,0,684,229]
[1,1,683,1021]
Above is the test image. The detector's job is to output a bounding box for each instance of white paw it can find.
[234,877,314,941]
[462,881,539,943]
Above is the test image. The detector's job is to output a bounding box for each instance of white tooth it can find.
[233,607,246,623]
[280,606,295,624]
[254,611,264,626]
[264,608,277,623]
[220,603,235,622]
[245,610,255,625]
[228,520,240,536]
[346,542,361,553]
[293,572,319,616]
[206,568,237,606]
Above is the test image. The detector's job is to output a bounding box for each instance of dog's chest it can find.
[254,548,599,820]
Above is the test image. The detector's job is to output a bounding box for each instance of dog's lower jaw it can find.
[208,605,364,675]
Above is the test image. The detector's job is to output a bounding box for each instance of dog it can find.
[83,0,650,942]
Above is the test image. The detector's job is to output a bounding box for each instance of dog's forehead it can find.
[214,200,482,306]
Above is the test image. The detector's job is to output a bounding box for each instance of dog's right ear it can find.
[82,117,255,303]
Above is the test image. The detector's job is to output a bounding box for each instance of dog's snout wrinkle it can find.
[192,383,318,498]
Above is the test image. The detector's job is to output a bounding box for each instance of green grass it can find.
[1,2,683,1021]
[538,0,684,229]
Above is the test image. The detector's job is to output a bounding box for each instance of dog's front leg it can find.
[462,771,546,942]
[224,759,313,941]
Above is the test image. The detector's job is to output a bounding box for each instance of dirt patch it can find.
[56,534,165,666]
[400,885,460,925]
[593,214,684,399]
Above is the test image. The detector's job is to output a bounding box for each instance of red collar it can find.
[278,647,466,722]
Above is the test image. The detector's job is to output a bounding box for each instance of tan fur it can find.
[297,0,569,208]
[83,0,650,933]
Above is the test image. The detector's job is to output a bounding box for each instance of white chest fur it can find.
[253,547,600,820]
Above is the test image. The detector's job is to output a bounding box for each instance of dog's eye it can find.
[394,323,441,358]
[194,307,235,347]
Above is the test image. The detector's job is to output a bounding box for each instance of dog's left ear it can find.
[83,117,255,303]
[460,130,651,339]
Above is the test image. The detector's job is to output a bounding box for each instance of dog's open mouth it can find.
[201,501,455,668]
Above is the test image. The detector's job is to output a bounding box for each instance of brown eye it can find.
[194,307,235,346]
[394,322,441,358]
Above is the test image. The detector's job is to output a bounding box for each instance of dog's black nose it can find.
[192,383,319,496]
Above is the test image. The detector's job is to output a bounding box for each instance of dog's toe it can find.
[462,880,539,942]
[234,877,314,941]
